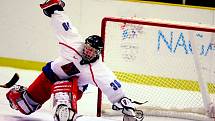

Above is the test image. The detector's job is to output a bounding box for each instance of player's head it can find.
[82,35,104,62]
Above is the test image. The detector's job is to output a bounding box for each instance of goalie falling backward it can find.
[4,0,144,121]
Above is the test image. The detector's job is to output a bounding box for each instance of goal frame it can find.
[97,16,215,118]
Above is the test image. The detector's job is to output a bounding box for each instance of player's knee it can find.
[52,81,78,110]
[6,85,41,115]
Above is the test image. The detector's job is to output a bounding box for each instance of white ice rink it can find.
[0,66,203,121]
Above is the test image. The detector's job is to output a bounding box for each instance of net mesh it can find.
[100,17,215,120]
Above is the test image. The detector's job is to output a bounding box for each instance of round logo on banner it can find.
[119,23,143,62]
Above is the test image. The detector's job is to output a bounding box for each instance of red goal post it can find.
[98,17,215,120]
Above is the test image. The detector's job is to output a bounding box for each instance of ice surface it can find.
[0,67,197,121]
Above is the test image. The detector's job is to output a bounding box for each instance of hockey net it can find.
[97,17,215,121]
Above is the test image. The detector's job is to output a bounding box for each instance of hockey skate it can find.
[40,0,65,10]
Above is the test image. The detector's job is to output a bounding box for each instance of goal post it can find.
[97,17,215,120]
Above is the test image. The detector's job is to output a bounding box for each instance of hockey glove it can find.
[112,97,145,121]
[40,0,65,17]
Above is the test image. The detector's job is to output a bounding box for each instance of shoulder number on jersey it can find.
[62,22,71,31]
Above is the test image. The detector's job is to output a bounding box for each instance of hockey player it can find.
[6,0,144,121]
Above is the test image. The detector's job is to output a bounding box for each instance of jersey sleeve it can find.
[50,11,80,43]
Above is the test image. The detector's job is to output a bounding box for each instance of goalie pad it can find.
[52,78,78,121]
[112,97,144,121]
[6,85,41,115]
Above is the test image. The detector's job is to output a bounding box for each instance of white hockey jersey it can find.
[50,11,84,59]
[49,11,125,104]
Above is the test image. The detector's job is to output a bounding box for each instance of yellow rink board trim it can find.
[1,57,215,93]
[114,71,215,94]
[0,57,45,71]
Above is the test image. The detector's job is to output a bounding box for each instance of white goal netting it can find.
[98,17,215,121]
